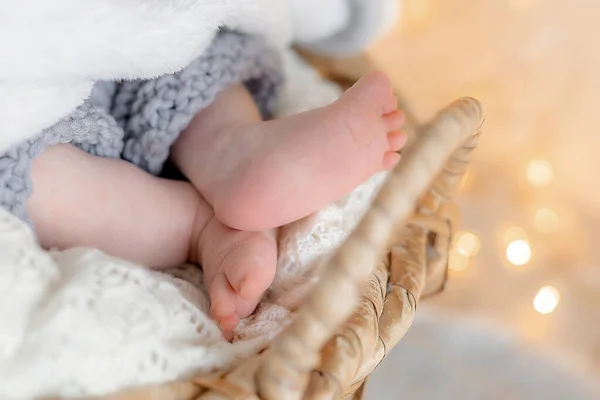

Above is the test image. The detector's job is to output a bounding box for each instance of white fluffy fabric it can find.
[298,0,400,56]
[0,0,398,153]
[0,0,290,152]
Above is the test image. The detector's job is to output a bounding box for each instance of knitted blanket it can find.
[0,31,282,225]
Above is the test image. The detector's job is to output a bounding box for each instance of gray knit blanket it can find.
[0,31,282,225]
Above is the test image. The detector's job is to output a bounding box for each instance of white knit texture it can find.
[0,50,388,399]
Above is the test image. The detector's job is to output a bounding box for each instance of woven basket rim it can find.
[76,53,483,400]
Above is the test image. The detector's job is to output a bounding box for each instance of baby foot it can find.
[193,215,277,336]
[208,72,406,231]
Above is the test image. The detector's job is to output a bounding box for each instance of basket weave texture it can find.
[86,54,484,400]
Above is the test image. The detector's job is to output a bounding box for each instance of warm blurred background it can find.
[366,0,599,397]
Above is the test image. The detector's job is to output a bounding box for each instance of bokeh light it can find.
[449,249,470,272]
[454,231,482,257]
[534,208,560,233]
[534,286,561,315]
[506,240,532,266]
[526,159,554,187]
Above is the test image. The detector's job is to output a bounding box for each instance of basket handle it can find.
[256,97,484,400]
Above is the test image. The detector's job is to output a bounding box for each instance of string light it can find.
[449,249,469,272]
[533,286,561,314]
[454,231,481,257]
[534,208,560,233]
[503,226,528,244]
[506,240,532,266]
[526,159,554,187]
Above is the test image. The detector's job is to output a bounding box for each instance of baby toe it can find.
[223,255,269,302]
[221,230,277,302]
[384,109,405,131]
[383,95,399,115]
[382,152,401,170]
[387,131,408,152]
[209,273,237,321]
[219,314,240,336]
[235,296,262,320]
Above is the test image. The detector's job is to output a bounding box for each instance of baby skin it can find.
[28,72,406,335]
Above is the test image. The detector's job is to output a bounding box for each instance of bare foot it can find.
[168,71,404,333]
[192,214,277,336]
[199,72,406,231]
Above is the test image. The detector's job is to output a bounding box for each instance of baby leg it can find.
[171,71,406,233]
[29,144,202,268]
[28,144,276,333]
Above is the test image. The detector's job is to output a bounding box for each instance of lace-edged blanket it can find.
[0,51,388,399]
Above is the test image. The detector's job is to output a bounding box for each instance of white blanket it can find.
[0,0,398,398]
[0,0,398,153]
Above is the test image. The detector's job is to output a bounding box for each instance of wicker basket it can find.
[89,53,484,400]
